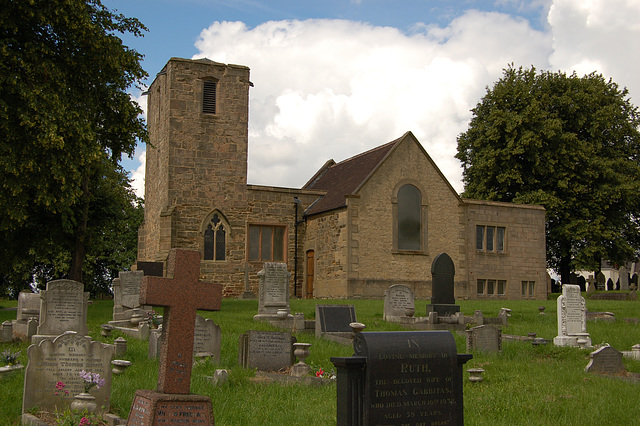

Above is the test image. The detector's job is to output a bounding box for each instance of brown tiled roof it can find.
[302,136,403,216]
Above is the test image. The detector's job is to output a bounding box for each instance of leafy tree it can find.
[0,0,148,294]
[456,65,640,283]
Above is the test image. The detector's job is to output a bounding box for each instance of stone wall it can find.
[464,199,547,300]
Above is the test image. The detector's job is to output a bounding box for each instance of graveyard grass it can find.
[1,295,640,425]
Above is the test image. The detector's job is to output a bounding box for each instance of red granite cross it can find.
[140,249,222,394]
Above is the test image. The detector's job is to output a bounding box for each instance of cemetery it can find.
[1,273,640,424]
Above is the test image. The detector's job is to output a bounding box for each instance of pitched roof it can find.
[302,135,404,216]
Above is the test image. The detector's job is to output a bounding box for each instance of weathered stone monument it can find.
[12,291,40,340]
[585,346,625,375]
[32,280,89,344]
[22,332,114,416]
[254,262,291,321]
[238,330,295,371]
[619,266,630,291]
[383,284,416,321]
[111,270,152,322]
[427,253,460,316]
[466,325,502,353]
[331,331,471,425]
[596,272,606,291]
[315,304,357,343]
[126,249,222,425]
[554,284,591,347]
[149,314,221,364]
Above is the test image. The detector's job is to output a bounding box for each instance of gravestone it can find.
[383,285,415,321]
[254,262,291,319]
[606,278,614,291]
[22,332,114,415]
[12,291,41,340]
[586,274,596,294]
[466,325,502,353]
[136,261,164,277]
[596,272,606,291]
[427,253,460,316]
[585,346,626,375]
[32,280,89,344]
[576,275,586,292]
[554,284,591,347]
[315,304,357,336]
[331,331,472,426]
[149,315,221,364]
[619,266,630,291]
[238,330,295,371]
[112,271,152,322]
[127,249,221,426]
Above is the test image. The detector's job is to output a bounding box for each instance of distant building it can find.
[137,57,548,300]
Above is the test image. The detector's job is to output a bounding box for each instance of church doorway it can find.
[306,250,315,299]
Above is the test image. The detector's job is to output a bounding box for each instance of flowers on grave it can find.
[315,368,324,378]
[314,367,337,380]
[1,349,21,365]
[145,310,162,327]
[79,370,105,393]
[54,381,69,397]
[79,416,91,426]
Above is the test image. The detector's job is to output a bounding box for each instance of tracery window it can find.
[204,213,226,260]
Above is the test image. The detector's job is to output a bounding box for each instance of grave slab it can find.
[585,346,626,375]
[238,330,295,371]
[554,284,591,347]
[466,325,502,353]
[32,280,89,344]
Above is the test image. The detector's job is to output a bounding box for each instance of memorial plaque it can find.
[257,262,291,315]
[585,346,626,375]
[121,271,145,309]
[332,331,471,426]
[383,285,415,320]
[22,332,114,414]
[466,325,502,353]
[316,305,357,334]
[128,390,213,426]
[36,280,89,337]
[239,330,294,371]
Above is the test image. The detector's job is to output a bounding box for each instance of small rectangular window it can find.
[498,280,506,296]
[487,279,496,295]
[496,227,505,252]
[529,281,535,297]
[476,226,484,250]
[203,80,217,114]
[486,226,495,251]
[476,279,485,295]
[522,281,527,297]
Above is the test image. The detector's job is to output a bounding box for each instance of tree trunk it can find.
[559,240,572,285]
[70,176,90,283]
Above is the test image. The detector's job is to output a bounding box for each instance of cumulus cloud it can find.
[194,14,550,192]
[180,0,638,193]
[130,150,146,199]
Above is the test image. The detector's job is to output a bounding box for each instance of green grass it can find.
[1,296,640,425]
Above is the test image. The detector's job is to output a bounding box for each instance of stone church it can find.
[137,57,548,300]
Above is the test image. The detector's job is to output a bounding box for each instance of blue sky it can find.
[107,0,640,197]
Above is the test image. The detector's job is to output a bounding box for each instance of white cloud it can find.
[548,0,640,102]
[174,1,639,193]
[131,150,146,199]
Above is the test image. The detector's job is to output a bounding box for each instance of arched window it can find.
[204,213,226,260]
[397,184,422,251]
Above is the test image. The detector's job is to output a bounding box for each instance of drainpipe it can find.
[294,197,302,298]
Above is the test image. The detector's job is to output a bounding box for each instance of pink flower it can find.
[79,417,91,426]
[316,369,324,377]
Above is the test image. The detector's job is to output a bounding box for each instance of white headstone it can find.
[34,280,89,343]
[383,285,415,320]
[22,332,114,414]
[554,285,591,347]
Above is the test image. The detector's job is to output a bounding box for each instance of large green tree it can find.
[456,65,640,283]
[0,0,148,294]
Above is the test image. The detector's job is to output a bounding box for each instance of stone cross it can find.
[586,274,596,293]
[140,249,222,394]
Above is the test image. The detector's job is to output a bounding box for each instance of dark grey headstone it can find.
[606,278,614,291]
[427,253,459,316]
[136,261,164,277]
[596,272,606,291]
[585,346,625,375]
[315,305,356,334]
[331,331,471,426]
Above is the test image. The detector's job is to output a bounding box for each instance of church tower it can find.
[138,58,251,263]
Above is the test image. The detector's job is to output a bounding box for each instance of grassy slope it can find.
[0,296,639,425]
